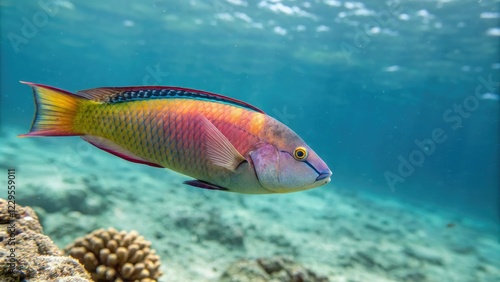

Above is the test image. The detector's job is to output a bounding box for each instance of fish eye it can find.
[293,147,308,160]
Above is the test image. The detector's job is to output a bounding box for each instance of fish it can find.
[446,222,456,228]
[19,81,332,194]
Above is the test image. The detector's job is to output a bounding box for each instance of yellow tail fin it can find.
[19,81,87,137]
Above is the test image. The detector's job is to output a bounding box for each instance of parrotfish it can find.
[20,82,331,194]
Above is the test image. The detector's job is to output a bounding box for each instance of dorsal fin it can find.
[75,88,119,100]
[76,86,265,113]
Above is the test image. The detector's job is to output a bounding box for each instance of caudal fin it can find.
[19,81,87,137]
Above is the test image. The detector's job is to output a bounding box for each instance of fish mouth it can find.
[316,170,332,181]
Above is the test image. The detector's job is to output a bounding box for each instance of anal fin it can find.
[82,135,163,168]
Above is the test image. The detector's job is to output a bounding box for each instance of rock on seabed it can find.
[0,199,91,282]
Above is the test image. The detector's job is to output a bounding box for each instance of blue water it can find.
[1,0,498,219]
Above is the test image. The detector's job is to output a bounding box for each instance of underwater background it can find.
[1,0,499,281]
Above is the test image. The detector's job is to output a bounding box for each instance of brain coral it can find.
[65,228,162,282]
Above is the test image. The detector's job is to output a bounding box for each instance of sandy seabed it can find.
[1,126,499,282]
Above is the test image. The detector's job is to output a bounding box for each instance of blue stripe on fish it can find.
[77,86,265,113]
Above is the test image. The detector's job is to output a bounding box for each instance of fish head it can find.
[249,142,331,193]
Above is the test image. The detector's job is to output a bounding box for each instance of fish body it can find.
[20,82,331,194]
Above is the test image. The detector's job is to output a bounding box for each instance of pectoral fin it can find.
[200,116,245,171]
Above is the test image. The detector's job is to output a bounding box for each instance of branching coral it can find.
[65,228,162,282]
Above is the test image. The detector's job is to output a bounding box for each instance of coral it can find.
[220,256,329,282]
[0,199,91,282]
[65,228,162,282]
